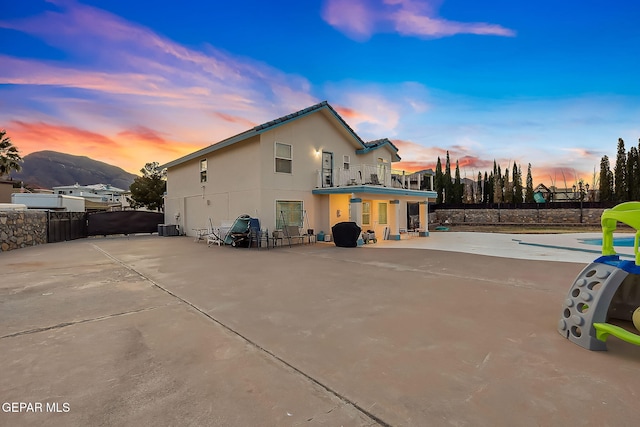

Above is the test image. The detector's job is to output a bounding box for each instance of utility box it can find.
[159,224,179,236]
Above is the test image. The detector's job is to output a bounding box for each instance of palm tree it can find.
[0,130,23,177]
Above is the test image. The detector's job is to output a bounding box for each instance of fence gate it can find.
[47,211,88,243]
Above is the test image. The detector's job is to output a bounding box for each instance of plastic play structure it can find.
[558,202,640,350]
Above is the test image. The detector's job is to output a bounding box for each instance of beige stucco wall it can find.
[165,109,424,237]
[258,111,364,191]
[165,138,261,232]
[0,182,14,204]
[255,112,352,232]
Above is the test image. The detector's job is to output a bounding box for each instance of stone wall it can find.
[429,207,605,226]
[0,210,48,252]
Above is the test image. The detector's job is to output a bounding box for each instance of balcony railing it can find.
[316,164,433,191]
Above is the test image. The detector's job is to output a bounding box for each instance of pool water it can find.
[580,237,635,247]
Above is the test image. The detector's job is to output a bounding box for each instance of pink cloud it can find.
[322,0,378,41]
[0,0,320,173]
[211,112,257,128]
[8,121,204,174]
[0,1,314,114]
[561,147,601,159]
[393,10,515,37]
[322,0,515,40]
[334,106,373,123]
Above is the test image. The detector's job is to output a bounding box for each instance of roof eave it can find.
[161,129,258,169]
[312,186,435,198]
[356,141,401,162]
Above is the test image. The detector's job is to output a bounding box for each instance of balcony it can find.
[316,164,433,191]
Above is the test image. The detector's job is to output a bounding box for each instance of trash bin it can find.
[331,222,361,247]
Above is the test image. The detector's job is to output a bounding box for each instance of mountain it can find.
[10,151,138,190]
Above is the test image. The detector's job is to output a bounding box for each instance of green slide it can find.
[593,323,640,346]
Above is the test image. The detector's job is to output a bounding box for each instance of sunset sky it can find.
[2,0,639,186]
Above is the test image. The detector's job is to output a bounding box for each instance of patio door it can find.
[322,152,333,188]
[377,157,388,186]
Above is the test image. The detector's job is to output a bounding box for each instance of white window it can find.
[378,202,388,225]
[200,159,207,182]
[275,142,292,173]
[343,155,350,170]
[276,201,303,229]
[362,202,371,225]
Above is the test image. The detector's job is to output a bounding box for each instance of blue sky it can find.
[1,0,639,186]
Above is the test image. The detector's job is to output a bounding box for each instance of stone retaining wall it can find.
[429,208,605,225]
[0,210,48,252]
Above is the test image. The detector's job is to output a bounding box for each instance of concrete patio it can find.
[1,234,640,426]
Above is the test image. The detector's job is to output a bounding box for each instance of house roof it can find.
[52,183,128,193]
[162,101,401,169]
[356,138,400,160]
[406,168,435,177]
[534,183,550,192]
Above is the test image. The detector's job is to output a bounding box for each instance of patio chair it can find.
[283,225,305,247]
[206,218,224,247]
[370,173,380,185]
[272,230,284,248]
[247,217,269,249]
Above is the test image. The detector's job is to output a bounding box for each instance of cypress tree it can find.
[453,160,462,204]
[435,157,444,204]
[503,167,512,203]
[477,172,483,203]
[525,163,535,203]
[599,155,613,202]
[627,146,640,200]
[614,138,627,201]
[494,163,503,203]
[513,162,523,203]
[445,151,453,204]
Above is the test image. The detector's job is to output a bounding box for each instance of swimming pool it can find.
[580,236,635,247]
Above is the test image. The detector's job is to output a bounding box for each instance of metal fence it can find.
[430,201,618,211]
[87,210,164,236]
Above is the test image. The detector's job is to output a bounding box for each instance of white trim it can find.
[199,158,208,182]
[275,142,293,174]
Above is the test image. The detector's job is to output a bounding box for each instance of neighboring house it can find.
[0,179,14,203]
[534,184,551,202]
[53,183,130,210]
[535,184,587,202]
[11,193,85,212]
[162,101,437,240]
[390,168,435,191]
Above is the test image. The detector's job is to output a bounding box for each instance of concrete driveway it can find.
[2,235,640,426]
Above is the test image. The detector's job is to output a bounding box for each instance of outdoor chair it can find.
[206,218,224,247]
[272,230,284,248]
[247,218,269,249]
[283,225,305,247]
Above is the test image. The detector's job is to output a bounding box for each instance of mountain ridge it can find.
[10,151,138,190]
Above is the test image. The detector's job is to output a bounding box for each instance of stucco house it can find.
[162,101,437,241]
[53,183,131,210]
